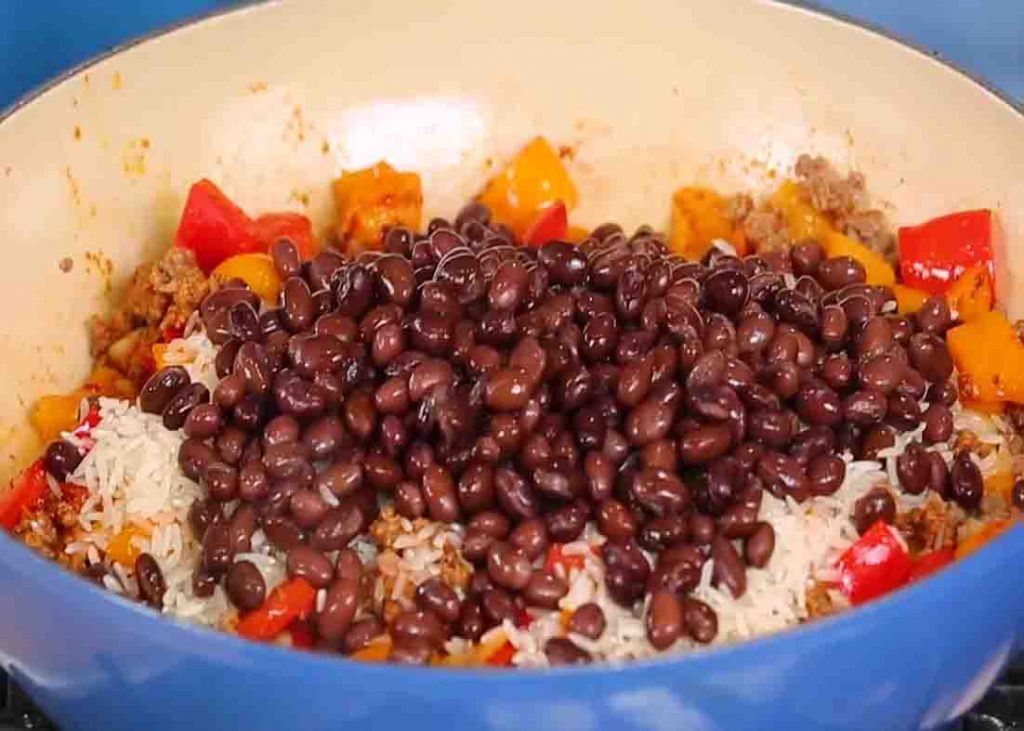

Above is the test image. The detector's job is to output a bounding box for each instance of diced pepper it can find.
[175,179,261,273]
[333,162,423,253]
[984,470,1016,503]
[486,641,516,667]
[252,212,317,260]
[478,137,578,237]
[908,549,955,583]
[770,180,833,242]
[0,460,49,530]
[544,544,586,574]
[947,311,1024,404]
[956,520,1012,560]
[287,620,315,650]
[945,265,994,322]
[351,636,392,662]
[522,201,568,247]
[105,522,153,566]
[669,186,746,261]
[237,578,317,641]
[30,394,86,443]
[211,253,282,303]
[963,399,1005,415]
[893,284,930,314]
[898,209,995,295]
[822,231,896,287]
[836,521,913,605]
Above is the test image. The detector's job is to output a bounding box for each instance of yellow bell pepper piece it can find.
[893,284,930,314]
[945,264,994,322]
[30,365,136,442]
[105,522,153,566]
[669,186,746,261]
[212,253,282,303]
[333,162,423,253]
[947,311,1024,404]
[478,137,578,237]
[770,180,832,242]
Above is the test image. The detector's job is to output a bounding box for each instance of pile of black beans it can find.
[104,201,978,664]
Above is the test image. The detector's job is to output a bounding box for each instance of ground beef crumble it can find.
[895,496,965,554]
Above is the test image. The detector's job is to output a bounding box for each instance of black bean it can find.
[646,590,683,650]
[907,333,953,384]
[226,560,266,611]
[757,452,810,502]
[843,389,888,426]
[807,454,845,496]
[311,505,363,551]
[949,452,983,510]
[286,545,334,588]
[703,269,748,315]
[162,383,209,431]
[545,638,592,666]
[916,296,952,335]
[711,535,746,598]
[317,577,360,641]
[201,523,234,576]
[139,366,191,415]
[681,598,718,644]
[743,522,775,567]
[134,553,166,609]
[853,487,896,534]
[43,440,82,482]
[817,256,866,291]
[568,603,606,639]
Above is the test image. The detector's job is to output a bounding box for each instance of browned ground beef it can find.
[895,496,964,554]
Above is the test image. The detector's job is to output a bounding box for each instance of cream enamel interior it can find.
[1,0,1022,480]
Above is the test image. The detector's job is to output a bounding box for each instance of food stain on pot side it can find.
[122,138,151,178]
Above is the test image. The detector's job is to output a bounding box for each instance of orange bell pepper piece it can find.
[351,635,392,662]
[333,162,423,253]
[770,180,833,242]
[237,578,317,641]
[955,520,1012,560]
[105,522,153,566]
[211,253,282,303]
[984,470,1016,503]
[478,137,578,237]
[945,264,994,322]
[669,186,746,261]
[947,311,1024,404]
[893,284,930,314]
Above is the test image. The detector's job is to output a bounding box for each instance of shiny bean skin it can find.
[843,389,888,426]
[681,598,718,644]
[743,522,775,567]
[422,464,460,522]
[310,506,362,551]
[922,403,954,444]
[950,452,983,510]
[568,603,606,639]
[711,535,746,598]
[134,553,166,609]
[139,366,191,415]
[597,499,637,541]
[807,454,845,496]
[523,570,569,609]
[646,590,684,650]
[221,556,265,613]
[494,467,538,520]
[338,617,386,655]
[817,256,866,291]
[509,517,549,560]
[162,383,210,431]
[545,638,593,666]
[317,577,360,641]
[286,545,334,588]
[414,578,461,624]
[853,487,896,534]
[486,541,532,590]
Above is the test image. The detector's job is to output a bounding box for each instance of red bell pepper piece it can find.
[544,543,586,574]
[175,179,260,273]
[252,212,317,260]
[237,578,317,641]
[523,201,568,246]
[287,620,315,649]
[908,548,955,583]
[897,209,995,295]
[486,641,516,666]
[836,521,913,605]
[0,460,50,530]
